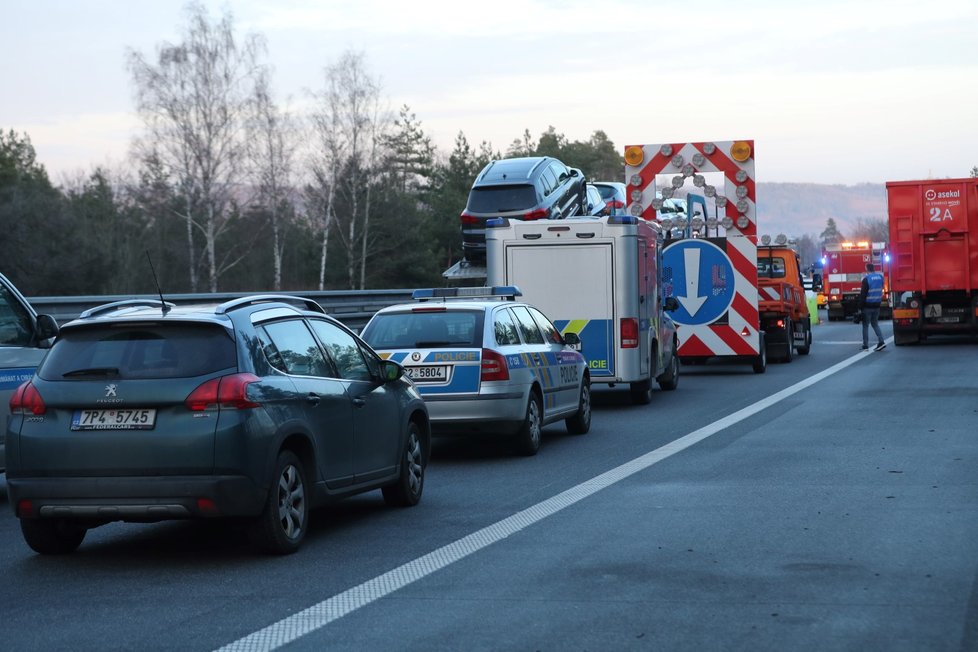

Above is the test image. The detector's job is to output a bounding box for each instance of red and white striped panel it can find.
[626,141,760,358]
[760,286,783,302]
[623,141,756,237]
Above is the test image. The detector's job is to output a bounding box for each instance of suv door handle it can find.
[352,397,366,408]
[305,393,321,405]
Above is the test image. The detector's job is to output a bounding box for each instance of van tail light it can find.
[621,318,639,349]
[460,211,479,225]
[522,208,549,221]
[480,349,510,382]
[185,373,261,411]
[10,381,46,415]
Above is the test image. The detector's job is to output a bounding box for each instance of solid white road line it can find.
[215,340,890,652]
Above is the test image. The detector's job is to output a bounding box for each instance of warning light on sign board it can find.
[729,141,752,162]
[740,327,750,336]
[624,146,644,166]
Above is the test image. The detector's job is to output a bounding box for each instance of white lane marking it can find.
[215,339,891,652]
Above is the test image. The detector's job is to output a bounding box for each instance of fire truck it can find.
[623,140,767,373]
[887,177,978,344]
[821,241,892,321]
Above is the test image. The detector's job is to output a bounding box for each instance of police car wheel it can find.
[565,379,591,435]
[514,391,543,456]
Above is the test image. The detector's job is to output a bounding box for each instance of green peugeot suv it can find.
[6,295,430,555]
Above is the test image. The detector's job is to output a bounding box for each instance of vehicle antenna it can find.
[145,250,171,316]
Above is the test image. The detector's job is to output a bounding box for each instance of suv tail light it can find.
[185,373,261,411]
[480,349,510,382]
[9,381,46,415]
[460,210,479,225]
[522,208,549,221]
[620,318,639,349]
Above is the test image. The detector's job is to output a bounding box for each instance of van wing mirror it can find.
[663,296,679,312]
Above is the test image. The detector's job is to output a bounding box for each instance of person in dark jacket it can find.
[859,262,886,351]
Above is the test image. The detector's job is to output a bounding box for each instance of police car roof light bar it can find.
[412,286,523,302]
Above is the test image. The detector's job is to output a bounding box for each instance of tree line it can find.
[5,3,972,297]
[1,2,623,297]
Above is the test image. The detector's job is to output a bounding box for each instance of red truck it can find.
[821,240,891,321]
[887,177,978,345]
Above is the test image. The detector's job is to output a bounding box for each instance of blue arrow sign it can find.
[663,239,736,326]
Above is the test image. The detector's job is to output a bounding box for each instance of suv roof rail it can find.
[79,299,177,319]
[216,295,327,315]
[412,286,522,302]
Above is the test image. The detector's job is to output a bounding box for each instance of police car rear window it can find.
[38,323,237,380]
[363,311,484,349]
[467,185,537,213]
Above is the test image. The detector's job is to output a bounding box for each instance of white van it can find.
[486,214,680,405]
[1,272,59,472]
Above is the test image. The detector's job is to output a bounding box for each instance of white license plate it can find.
[406,365,449,382]
[71,408,157,431]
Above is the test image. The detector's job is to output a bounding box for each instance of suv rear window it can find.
[467,185,538,213]
[38,323,236,380]
[362,310,483,349]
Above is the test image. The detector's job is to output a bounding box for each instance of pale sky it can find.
[2,0,976,185]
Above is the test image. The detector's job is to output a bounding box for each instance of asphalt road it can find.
[2,317,976,652]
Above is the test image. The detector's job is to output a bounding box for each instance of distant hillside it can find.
[756,182,886,239]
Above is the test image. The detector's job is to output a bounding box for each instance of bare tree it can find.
[248,69,298,291]
[309,51,389,290]
[127,1,266,292]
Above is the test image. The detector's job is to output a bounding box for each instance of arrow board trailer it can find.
[486,214,680,405]
[624,140,766,373]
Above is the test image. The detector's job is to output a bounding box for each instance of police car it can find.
[360,286,590,456]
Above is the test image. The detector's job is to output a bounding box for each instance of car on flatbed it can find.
[360,286,591,456]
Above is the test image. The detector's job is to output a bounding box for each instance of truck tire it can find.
[752,332,767,374]
[796,322,812,355]
[656,345,679,391]
[629,378,652,405]
[781,319,793,363]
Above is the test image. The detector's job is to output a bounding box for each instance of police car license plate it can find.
[406,365,448,382]
[71,409,157,430]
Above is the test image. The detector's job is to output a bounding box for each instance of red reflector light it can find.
[10,381,46,415]
[741,327,751,336]
[460,211,478,225]
[522,208,549,221]
[620,318,639,348]
[775,319,785,328]
[196,498,219,515]
[17,500,33,518]
[480,349,510,382]
[185,373,261,411]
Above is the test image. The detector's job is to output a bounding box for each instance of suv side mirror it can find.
[36,314,59,346]
[381,360,405,383]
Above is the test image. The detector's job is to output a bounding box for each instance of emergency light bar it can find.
[412,286,522,301]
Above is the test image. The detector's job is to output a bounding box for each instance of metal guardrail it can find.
[27,289,415,331]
